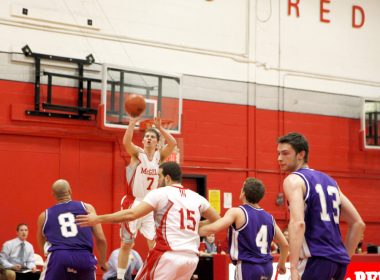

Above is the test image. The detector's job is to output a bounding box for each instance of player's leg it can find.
[118,219,138,280]
[40,251,70,280]
[118,195,138,280]
[118,241,134,279]
[38,253,49,280]
[235,261,273,280]
[40,250,96,280]
[332,262,348,280]
[170,252,199,280]
[135,250,198,280]
[300,257,344,280]
[140,211,156,250]
[72,250,97,280]
[134,249,164,280]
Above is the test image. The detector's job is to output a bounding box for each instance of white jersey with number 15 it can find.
[143,184,210,254]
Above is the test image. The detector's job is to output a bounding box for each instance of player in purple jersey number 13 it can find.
[277,132,365,280]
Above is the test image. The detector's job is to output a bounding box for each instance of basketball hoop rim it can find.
[139,119,174,131]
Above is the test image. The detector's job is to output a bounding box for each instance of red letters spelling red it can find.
[287,0,365,28]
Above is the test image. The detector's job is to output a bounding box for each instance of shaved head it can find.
[52,179,71,200]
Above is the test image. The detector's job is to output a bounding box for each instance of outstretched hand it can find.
[76,213,99,227]
[154,111,162,130]
[129,116,141,126]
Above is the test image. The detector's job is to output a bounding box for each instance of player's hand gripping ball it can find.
[124,94,146,117]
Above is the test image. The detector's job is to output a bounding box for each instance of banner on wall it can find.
[345,262,380,280]
[224,192,232,208]
[208,189,221,214]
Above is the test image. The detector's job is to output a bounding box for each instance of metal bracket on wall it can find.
[22,44,97,120]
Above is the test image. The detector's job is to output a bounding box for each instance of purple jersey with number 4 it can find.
[293,168,350,264]
[228,204,274,264]
[43,200,93,252]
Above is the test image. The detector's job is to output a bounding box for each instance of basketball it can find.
[124,94,146,117]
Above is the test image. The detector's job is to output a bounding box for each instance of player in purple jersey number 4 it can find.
[199,177,289,280]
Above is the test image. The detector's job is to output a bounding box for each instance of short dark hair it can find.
[243,178,265,204]
[277,132,309,163]
[159,161,182,183]
[145,128,160,142]
[16,223,28,231]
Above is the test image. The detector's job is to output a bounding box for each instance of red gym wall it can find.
[1,79,380,263]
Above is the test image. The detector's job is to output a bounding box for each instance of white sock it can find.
[117,268,127,279]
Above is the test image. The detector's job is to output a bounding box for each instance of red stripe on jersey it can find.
[126,158,141,196]
[120,195,136,210]
[154,200,173,252]
[135,249,164,280]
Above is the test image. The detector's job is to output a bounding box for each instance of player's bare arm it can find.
[199,219,212,228]
[199,208,240,236]
[155,112,177,161]
[283,174,305,279]
[77,202,154,226]
[198,207,222,236]
[36,211,47,255]
[273,223,289,275]
[339,191,365,257]
[85,203,108,271]
[123,117,142,159]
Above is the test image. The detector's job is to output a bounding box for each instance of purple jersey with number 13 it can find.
[293,168,350,264]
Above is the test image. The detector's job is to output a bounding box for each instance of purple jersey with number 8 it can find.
[43,200,93,252]
[41,200,97,280]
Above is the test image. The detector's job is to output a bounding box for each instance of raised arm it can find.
[339,191,365,257]
[76,202,154,227]
[283,174,305,280]
[85,203,108,270]
[154,112,177,161]
[199,208,239,236]
[123,117,141,157]
[36,211,47,256]
[273,223,289,275]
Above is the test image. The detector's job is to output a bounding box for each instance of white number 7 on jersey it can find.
[147,177,154,190]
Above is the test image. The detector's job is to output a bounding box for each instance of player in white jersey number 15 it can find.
[76,162,220,280]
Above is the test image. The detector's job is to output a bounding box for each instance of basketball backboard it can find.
[100,64,182,134]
